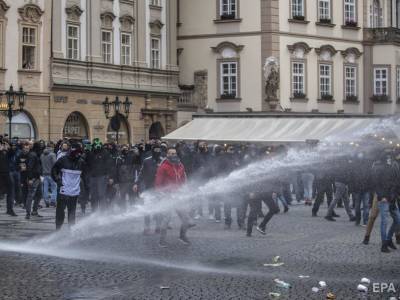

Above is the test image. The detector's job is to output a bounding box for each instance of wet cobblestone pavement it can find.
[0,202,399,300]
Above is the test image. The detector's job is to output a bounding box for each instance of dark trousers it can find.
[224,201,241,227]
[56,194,78,230]
[0,173,13,212]
[89,176,107,211]
[119,183,135,209]
[258,195,280,230]
[26,178,41,215]
[312,184,333,214]
[246,198,260,235]
[9,171,21,207]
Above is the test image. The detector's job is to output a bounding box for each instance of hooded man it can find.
[25,142,43,219]
[0,142,16,216]
[52,142,86,229]
[155,147,193,247]
[134,144,163,234]
[85,138,115,211]
[41,142,57,207]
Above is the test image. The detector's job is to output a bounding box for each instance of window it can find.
[292,62,305,96]
[67,25,79,60]
[374,68,388,95]
[344,0,356,24]
[319,64,332,97]
[220,0,236,19]
[319,0,331,21]
[151,0,162,6]
[121,33,131,66]
[102,30,112,63]
[292,0,304,18]
[370,0,383,28]
[22,27,36,69]
[220,62,237,98]
[151,38,160,69]
[345,66,357,97]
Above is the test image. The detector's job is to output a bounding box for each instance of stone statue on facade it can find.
[263,57,280,102]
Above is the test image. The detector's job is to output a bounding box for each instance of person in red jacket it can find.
[155,146,193,247]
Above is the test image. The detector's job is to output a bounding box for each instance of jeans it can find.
[26,178,41,215]
[159,209,191,242]
[301,173,314,200]
[56,194,78,230]
[353,192,370,225]
[327,182,354,219]
[378,201,400,242]
[43,175,57,204]
[312,182,333,214]
[208,198,221,221]
[365,194,379,237]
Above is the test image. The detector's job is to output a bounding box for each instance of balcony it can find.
[178,86,197,110]
[364,27,400,44]
[50,58,180,95]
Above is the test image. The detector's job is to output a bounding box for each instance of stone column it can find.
[88,0,102,63]
[52,0,63,58]
[136,0,147,67]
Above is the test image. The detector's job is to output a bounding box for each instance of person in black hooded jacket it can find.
[85,139,115,211]
[25,142,42,219]
[134,144,163,234]
[0,142,16,216]
[52,143,86,229]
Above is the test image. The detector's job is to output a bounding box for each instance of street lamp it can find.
[102,96,131,144]
[0,85,27,139]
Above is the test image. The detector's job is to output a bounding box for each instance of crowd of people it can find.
[0,134,400,252]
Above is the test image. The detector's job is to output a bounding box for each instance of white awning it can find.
[163,117,384,143]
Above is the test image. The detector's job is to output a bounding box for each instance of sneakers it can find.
[6,210,17,217]
[284,206,289,213]
[194,214,201,220]
[208,214,215,221]
[332,212,341,218]
[312,212,317,217]
[325,216,336,222]
[31,211,43,217]
[256,226,266,235]
[178,236,191,245]
[362,236,370,245]
[159,240,167,248]
[215,219,221,223]
[246,233,252,237]
[387,240,397,250]
[381,241,390,253]
[25,214,30,220]
[349,216,356,222]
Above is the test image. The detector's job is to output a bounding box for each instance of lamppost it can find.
[102,96,131,144]
[0,85,27,139]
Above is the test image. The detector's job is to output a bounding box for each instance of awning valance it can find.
[163,117,385,143]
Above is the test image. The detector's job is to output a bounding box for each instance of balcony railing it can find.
[178,86,195,107]
[364,27,400,44]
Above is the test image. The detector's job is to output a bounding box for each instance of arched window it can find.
[63,112,89,140]
[149,121,165,140]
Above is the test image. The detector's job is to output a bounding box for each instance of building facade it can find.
[1,0,180,143]
[177,0,400,124]
[50,0,180,143]
[0,0,51,140]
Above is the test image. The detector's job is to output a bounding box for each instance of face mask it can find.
[122,149,129,155]
[70,149,82,160]
[168,156,180,164]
